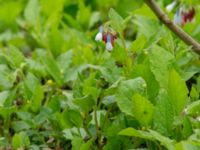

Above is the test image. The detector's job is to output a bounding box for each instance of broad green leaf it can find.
[47,27,64,57]
[40,0,64,17]
[89,12,100,28]
[39,52,63,85]
[0,106,16,120]
[119,128,175,150]
[82,73,101,99]
[132,93,154,126]
[0,1,23,28]
[153,89,174,137]
[0,65,15,90]
[133,15,160,38]
[5,45,25,68]
[12,131,30,150]
[182,117,193,139]
[57,50,73,72]
[62,109,83,128]
[149,45,174,88]
[0,91,9,107]
[116,77,146,116]
[23,73,44,112]
[190,86,199,101]
[73,95,95,113]
[132,64,159,102]
[175,141,200,150]
[185,100,200,116]
[109,8,123,32]
[24,0,39,25]
[130,35,146,53]
[72,137,83,150]
[76,0,91,29]
[167,69,188,115]
[47,95,61,112]
[12,121,31,132]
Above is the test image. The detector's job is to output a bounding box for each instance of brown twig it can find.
[144,0,200,54]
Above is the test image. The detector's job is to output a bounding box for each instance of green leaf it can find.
[109,8,123,32]
[119,128,175,150]
[153,89,174,136]
[24,0,39,25]
[0,65,15,90]
[47,27,64,57]
[76,0,91,29]
[116,77,146,116]
[12,131,30,150]
[132,93,154,126]
[62,109,83,128]
[132,64,159,102]
[0,91,9,107]
[5,45,25,68]
[175,141,200,150]
[23,73,44,112]
[12,121,31,132]
[130,35,146,53]
[39,51,63,85]
[149,45,174,88]
[167,69,188,115]
[0,1,23,28]
[73,95,95,113]
[185,100,200,116]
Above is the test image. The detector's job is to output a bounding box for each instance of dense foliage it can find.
[0,0,200,149]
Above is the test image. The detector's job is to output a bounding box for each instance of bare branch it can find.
[144,0,200,54]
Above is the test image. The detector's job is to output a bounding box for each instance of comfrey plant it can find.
[95,25,117,51]
[166,1,195,26]
[174,7,195,26]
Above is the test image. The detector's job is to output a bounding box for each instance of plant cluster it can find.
[0,0,200,149]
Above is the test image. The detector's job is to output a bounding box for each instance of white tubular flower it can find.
[95,26,103,41]
[106,42,113,51]
[166,1,177,12]
[174,8,181,25]
[106,34,113,51]
[95,32,103,41]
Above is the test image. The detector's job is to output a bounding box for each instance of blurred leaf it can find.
[76,0,91,29]
[24,0,40,25]
[109,8,123,32]
[175,141,200,150]
[167,69,188,115]
[0,65,15,90]
[149,45,174,88]
[119,128,175,150]
[132,93,154,126]
[130,35,146,52]
[186,100,200,116]
[153,89,174,136]
[116,77,146,116]
[39,51,64,85]
[23,73,44,112]
[73,95,95,113]
[12,131,30,150]
[5,45,25,68]
[62,109,83,128]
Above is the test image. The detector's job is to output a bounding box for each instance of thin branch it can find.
[144,0,200,55]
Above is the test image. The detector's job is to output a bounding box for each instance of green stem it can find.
[94,106,99,137]
[119,32,132,76]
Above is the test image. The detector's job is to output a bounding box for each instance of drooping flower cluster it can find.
[174,7,195,26]
[95,26,117,51]
[166,1,195,26]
